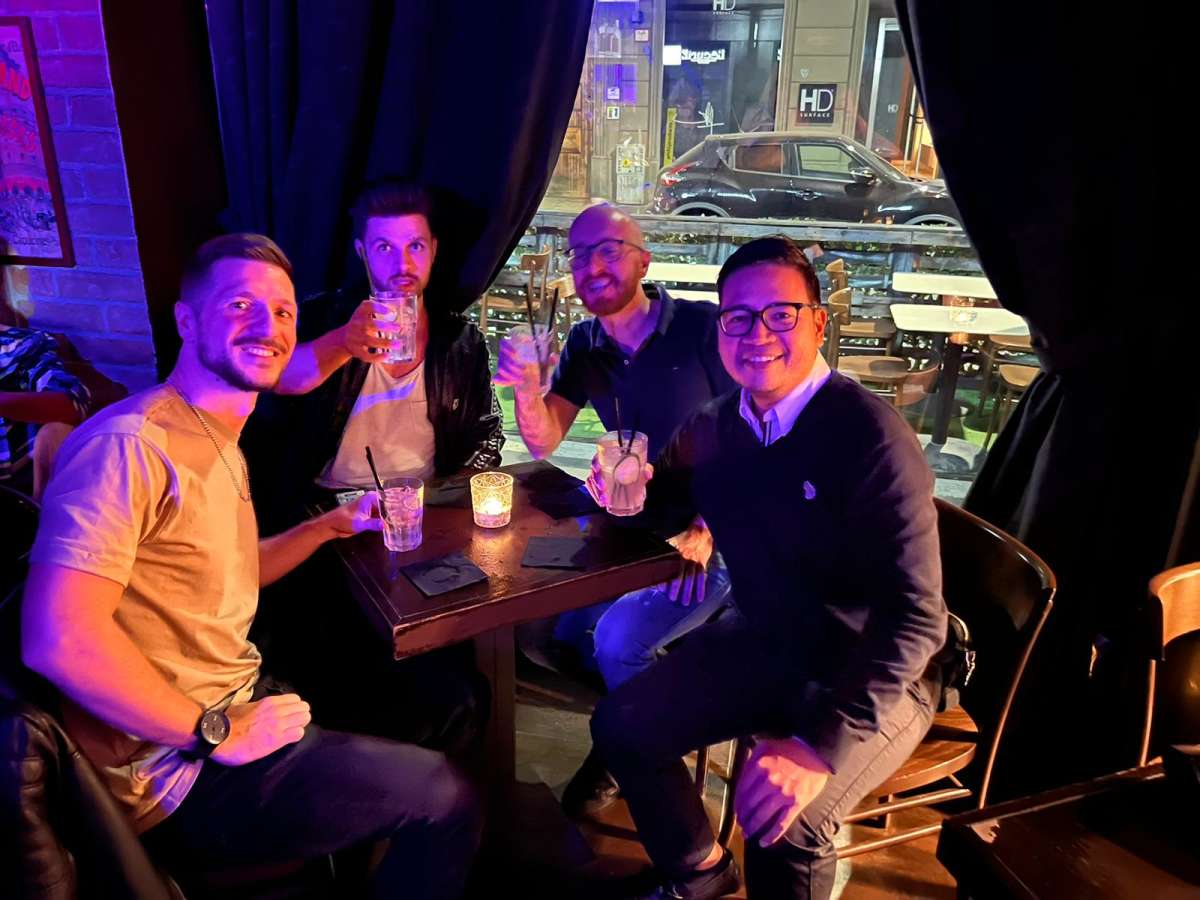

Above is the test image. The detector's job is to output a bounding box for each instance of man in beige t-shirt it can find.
[22,234,480,896]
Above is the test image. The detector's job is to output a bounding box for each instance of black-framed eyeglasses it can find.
[566,238,646,269]
[717,302,820,336]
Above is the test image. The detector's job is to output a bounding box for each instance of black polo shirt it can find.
[549,285,735,459]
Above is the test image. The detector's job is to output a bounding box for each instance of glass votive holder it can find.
[470,472,513,528]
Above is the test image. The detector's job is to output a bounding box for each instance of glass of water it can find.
[373,291,419,363]
[597,430,648,517]
[507,323,553,393]
[381,476,423,551]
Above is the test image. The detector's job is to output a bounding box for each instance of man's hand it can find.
[666,519,713,607]
[493,334,558,396]
[318,491,382,538]
[341,299,399,362]
[211,693,312,766]
[585,454,654,509]
[735,737,831,848]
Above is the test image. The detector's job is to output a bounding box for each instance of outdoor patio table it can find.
[889,303,1029,473]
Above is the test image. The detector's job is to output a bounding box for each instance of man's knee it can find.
[593,588,659,669]
[415,754,481,837]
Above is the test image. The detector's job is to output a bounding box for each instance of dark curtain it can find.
[205,0,593,310]
[894,4,1198,795]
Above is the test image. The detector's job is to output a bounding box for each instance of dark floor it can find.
[470,659,956,899]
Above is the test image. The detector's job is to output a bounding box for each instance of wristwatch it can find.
[190,706,231,759]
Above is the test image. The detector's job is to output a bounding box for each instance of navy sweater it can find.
[646,372,946,771]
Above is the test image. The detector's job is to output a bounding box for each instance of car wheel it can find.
[672,204,729,217]
[906,215,961,228]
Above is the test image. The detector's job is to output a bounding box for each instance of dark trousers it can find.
[591,618,935,900]
[142,724,481,899]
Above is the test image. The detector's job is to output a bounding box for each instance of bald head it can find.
[569,202,645,249]
[567,203,651,317]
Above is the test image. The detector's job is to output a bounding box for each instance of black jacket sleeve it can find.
[460,328,504,470]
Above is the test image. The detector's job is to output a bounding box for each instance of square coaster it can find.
[401,552,488,596]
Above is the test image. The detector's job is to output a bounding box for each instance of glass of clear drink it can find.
[372,291,419,363]
[597,430,648,517]
[508,323,553,393]
[381,476,423,551]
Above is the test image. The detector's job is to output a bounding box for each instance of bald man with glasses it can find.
[494,203,737,817]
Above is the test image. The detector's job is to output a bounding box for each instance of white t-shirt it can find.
[318,363,437,488]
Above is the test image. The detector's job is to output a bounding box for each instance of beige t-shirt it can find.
[318,362,436,488]
[30,383,260,832]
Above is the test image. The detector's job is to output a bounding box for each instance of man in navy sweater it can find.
[587,237,947,899]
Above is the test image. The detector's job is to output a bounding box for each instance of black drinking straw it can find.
[364,445,392,525]
[613,397,626,450]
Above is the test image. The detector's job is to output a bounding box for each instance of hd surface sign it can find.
[795,84,837,125]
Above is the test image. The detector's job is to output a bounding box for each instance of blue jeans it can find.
[552,558,734,689]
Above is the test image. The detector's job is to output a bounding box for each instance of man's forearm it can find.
[514,391,566,458]
[259,515,338,586]
[275,327,352,395]
[26,615,201,749]
[0,390,83,425]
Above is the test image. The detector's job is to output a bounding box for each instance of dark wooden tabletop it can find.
[937,765,1200,899]
[325,460,682,659]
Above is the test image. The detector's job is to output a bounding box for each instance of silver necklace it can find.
[168,381,251,503]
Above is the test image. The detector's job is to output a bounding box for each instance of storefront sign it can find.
[713,0,737,11]
[795,83,837,125]
[681,47,726,65]
[606,86,621,101]
[614,143,646,206]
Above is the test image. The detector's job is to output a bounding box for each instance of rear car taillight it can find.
[660,161,697,187]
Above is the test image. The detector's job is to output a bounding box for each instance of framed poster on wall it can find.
[0,16,73,266]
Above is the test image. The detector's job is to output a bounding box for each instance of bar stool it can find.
[982,364,1038,449]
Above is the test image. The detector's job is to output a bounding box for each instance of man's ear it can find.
[814,307,829,346]
[174,300,196,344]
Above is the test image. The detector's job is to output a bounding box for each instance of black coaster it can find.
[401,552,488,596]
[528,484,600,520]
[521,536,589,570]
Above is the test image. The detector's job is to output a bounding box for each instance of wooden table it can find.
[938,765,1200,899]
[323,460,681,782]
[893,270,998,301]
[890,303,1030,473]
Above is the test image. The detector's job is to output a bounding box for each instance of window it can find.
[796,144,859,179]
[734,142,787,175]
[505,0,999,501]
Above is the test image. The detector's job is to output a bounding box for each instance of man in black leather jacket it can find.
[244,182,501,754]
[246,182,502,536]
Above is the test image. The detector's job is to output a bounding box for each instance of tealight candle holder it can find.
[470,472,513,528]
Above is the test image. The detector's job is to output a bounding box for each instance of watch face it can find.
[199,710,230,745]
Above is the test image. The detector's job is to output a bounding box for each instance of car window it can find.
[797,144,860,179]
[734,142,786,175]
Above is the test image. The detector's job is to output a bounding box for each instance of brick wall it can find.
[1,0,156,392]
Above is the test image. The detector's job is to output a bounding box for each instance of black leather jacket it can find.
[245,288,504,533]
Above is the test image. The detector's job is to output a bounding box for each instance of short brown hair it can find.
[180,233,293,305]
[716,236,821,305]
[349,181,435,241]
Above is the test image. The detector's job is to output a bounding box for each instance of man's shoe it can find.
[632,849,742,899]
[562,748,620,817]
